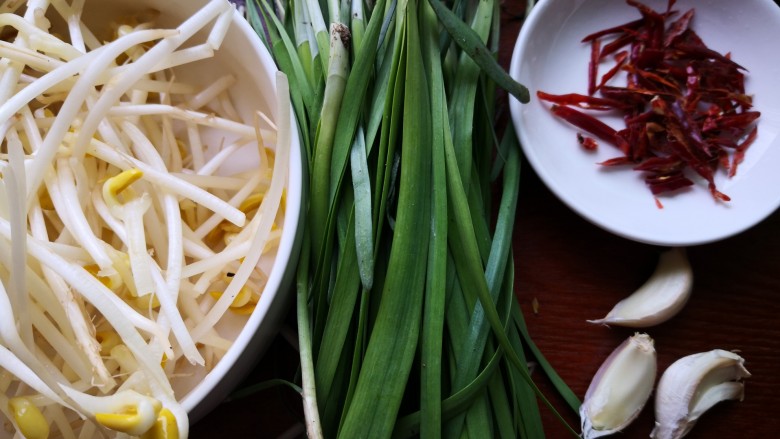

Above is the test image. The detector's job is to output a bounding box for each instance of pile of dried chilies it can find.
[244,0,579,437]
[538,0,760,202]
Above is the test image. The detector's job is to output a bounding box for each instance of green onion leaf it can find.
[427,0,530,103]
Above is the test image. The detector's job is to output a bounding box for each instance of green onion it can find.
[338,3,432,434]
[350,127,375,289]
[245,0,581,437]
[419,0,448,436]
[427,0,530,104]
[309,22,350,259]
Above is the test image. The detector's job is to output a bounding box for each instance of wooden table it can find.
[193,3,780,437]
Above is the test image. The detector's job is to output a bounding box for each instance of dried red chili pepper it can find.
[588,39,601,95]
[536,91,628,111]
[729,126,758,178]
[596,51,629,92]
[599,157,632,167]
[538,0,760,202]
[549,104,619,143]
[581,18,644,42]
[598,33,634,60]
[663,9,694,47]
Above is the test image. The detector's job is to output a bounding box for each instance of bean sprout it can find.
[0,0,290,437]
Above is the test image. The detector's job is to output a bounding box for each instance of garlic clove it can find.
[588,248,692,327]
[651,349,750,439]
[580,333,657,439]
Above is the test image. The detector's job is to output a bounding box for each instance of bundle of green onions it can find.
[245,0,579,437]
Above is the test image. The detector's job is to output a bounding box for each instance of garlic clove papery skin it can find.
[588,248,692,328]
[580,333,657,439]
[651,349,750,439]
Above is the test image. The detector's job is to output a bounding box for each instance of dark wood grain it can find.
[193,3,780,437]
[512,163,780,438]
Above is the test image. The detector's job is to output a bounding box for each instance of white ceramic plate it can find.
[509,0,780,246]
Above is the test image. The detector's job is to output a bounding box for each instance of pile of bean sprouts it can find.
[0,0,290,437]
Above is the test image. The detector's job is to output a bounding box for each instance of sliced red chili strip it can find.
[588,39,601,95]
[663,9,694,47]
[632,123,650,160]
[536,91,628,111]
[599,156,634,166]
[633,155,685,172]
[705,136,738,150]
[625,64,682,94]
[669,100,707,153]
[626,0,666,49]
[709,111,760,131]
[581,17,644,42]
[599,33,634,60]
[710,185,731,202]
[729,125,758,177]
[596,51,629,91]
[624,110,656,125]
[645,172,694,195]
[613,129,632,155]
[550,105,619,144]
[600,85,675,102]
[539,0,758,201]
[651,97,710,159]
[717,148,731,173]
[673,40,746,71]
[634,47,665,70]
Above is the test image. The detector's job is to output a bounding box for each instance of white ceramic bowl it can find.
[509,0,780,246]
[79,0,304,423]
